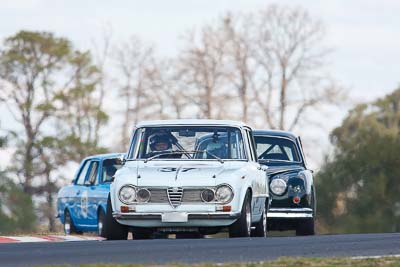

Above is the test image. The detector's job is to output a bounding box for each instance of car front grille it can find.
[167,187,183,208]
[147,188,205,206]
[148,189,169,203]
[182,189,202,202]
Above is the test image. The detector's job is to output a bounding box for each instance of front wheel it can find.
[296,188,315,236]
[97,209,106,236]
[229,193,252,238]
[64,210,79,235]
[102,195,128,240]
[296,218,315,236]
[252,204,267,237]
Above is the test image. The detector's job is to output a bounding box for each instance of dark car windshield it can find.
[134,126,246,160]
[254,136,301,163]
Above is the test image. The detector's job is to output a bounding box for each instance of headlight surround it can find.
[270,179,287,195]
[201,189,215,202]
[215,184,234,203]
[118,185,137,204]
[136,188,151,203]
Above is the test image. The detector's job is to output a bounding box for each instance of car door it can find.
[73,159,91,227]
[80,160,100,229]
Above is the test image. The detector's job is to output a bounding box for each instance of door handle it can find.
[76,190,81,195]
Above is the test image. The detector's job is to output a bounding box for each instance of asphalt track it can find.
[0,233,399,266]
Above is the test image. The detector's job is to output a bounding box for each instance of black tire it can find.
[97,209,106,237]
[64,210,78,235]
[252,203,267,237]
[103,195,128,240]
[296,189,315,236]
[229,193,252,238]
[296,218,315,236]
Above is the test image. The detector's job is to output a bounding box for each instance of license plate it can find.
[161,212,188,222]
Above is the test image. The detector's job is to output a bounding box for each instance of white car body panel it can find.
[110,120,268,230]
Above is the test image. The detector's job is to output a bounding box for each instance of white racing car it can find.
[103,120,269,239]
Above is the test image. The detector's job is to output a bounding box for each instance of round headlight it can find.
[201,189,215,202]
[215,185,234,203]
[136,188,151,203]
[270,179,287,195]
[119,185,136,204]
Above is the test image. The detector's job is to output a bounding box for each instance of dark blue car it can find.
[57,153,124,235]
[254,130,316,236]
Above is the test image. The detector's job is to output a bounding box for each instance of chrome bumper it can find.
[113,212,241,220]
[267,208,313,218]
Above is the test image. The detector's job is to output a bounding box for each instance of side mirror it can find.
[116,154,126,165]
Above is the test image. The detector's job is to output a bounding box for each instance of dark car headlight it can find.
[270,179,287,195]
[136,188,151,203]
[201,189,215,202]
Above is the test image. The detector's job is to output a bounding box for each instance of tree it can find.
[0,31,70,194]
[317,88,400,233]
[0,132,36,234]
[249,5,340,130]
[178,24,232,119]
[113,36,158,148]
[0,31,108,231]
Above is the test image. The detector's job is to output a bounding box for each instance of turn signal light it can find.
[222,205,231,212]
[121,206,129,213]
[293,196,301,204]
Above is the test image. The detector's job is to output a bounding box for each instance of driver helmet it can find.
[149,134,173,151]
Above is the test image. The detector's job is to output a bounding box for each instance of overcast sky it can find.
[0,0,399,168]
[1,0,399,101]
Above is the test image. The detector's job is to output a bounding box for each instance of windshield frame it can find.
[127,125,249,161]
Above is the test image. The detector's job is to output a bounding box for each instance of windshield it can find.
[133,126,246,160]
[254,136,301,163]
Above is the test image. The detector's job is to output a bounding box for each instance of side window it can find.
[85,161,99,186]
[102,158,123,183]
[76,160,90,185]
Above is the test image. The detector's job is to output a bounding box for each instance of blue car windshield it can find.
[135,126,246,160]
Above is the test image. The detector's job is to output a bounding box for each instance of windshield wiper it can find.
[185,150,224,164]
[144,151,186,163]
[144,150,224,163]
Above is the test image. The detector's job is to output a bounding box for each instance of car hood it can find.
[265,164,304,177]
[121,160,246,187]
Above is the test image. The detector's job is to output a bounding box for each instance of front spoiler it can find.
[267,208,313,219]
[113,212,241,220]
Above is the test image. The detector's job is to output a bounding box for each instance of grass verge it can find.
[38,256,400,267]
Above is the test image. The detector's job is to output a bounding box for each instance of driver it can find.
[149,134,172,152]
[146,133,183,159]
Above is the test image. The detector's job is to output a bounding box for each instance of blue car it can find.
[57,153,124,235]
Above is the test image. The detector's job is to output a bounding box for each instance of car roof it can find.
[136,119,250,128]
[83,153,124,161]
[253,130,298,141]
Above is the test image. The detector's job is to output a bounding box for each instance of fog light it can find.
[293,196,301,204]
